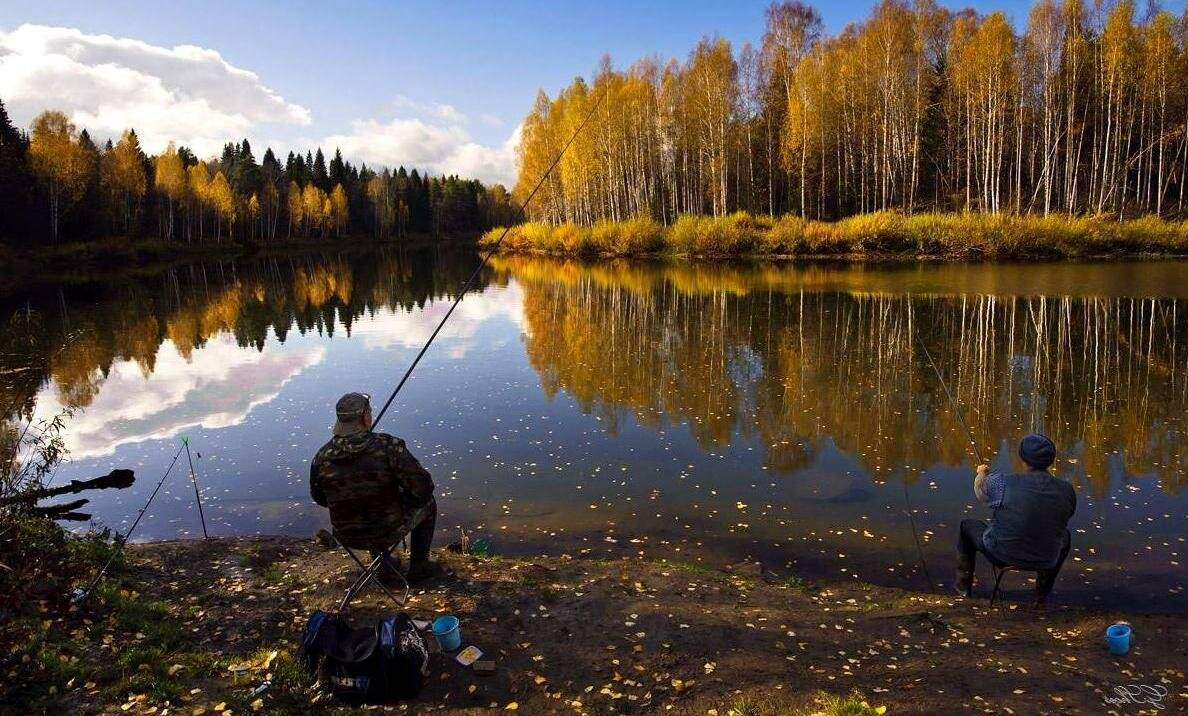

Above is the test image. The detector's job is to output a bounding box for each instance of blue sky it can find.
[0,0,1153,185]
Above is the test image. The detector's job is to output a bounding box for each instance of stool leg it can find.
[339,553,382,611]
[990,568,1007,606]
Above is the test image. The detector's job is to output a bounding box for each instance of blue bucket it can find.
[1105,623,1131,655]
[432,615,462,651]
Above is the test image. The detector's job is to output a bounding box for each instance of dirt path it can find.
[51,537,1188,714]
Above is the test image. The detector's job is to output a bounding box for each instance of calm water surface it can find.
[3,251,1185,611]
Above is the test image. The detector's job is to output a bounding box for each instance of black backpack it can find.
[299,610,429,703]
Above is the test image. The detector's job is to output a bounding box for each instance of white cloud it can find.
[323,117,520,187]
[390,94,468,125]
[434,104,468,124]
[0,24,519,184]
[34,335,325,459]
[350,283,524,359]
[0,24,310,157]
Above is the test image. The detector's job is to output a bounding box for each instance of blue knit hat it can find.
[1019,433,1056,469]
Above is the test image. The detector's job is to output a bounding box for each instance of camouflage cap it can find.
[333,392,372,436]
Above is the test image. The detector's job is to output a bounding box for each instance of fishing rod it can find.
[901,480,936,594]
[903,330,987,595]
[77,440,186,603]
[915,332,985,465]
[182,436,209,539]
[371,88,608,429]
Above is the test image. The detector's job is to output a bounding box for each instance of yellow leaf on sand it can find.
[214,704,227,713]
[505,703,519,711]
[874,707,887,715]
[534,675,547,685]
[250,698,264,711]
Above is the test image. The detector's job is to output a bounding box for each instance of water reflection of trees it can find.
[498,256,1187,496]
[0,250,489,420]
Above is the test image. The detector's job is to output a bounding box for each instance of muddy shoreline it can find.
[25,535,1187,714]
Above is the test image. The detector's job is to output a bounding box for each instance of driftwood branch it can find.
[45,511,91,522]
[31,498,91,521]
[0,469,135,507]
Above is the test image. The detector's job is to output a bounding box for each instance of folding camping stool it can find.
[333,530,411,612]
[332,502,434,611]
[988,563,1023,606]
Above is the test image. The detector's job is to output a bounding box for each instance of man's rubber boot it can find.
[377,554,404,587]
[953,557,974,598]
[1034,573,1055,608]
[406,559,442,585]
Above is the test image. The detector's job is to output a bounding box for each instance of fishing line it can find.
[904,329,986,595]
[77,440,186,603]
[901,480,936,594]
[370,87,608,429]
[915,332,985,464]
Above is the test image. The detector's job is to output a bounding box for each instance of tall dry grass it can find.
[480,211,1188,259]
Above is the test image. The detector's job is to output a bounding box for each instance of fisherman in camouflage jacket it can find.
[310,392,438,583]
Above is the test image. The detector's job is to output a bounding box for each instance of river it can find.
[3,249,1185,611]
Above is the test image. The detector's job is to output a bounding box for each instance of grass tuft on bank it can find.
[481,211,1188,259]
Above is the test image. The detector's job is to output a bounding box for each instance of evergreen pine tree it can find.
[329,148,346,187]
[312,148,329,190]
[0,98,32,242]
[231,137,261,196]
[177,145,197,168]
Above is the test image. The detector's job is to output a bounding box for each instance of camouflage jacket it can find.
[309,431,435,552]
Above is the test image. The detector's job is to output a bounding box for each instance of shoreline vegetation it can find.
[0,232,478,291]
[5,532,1185,715]
[482,211,1188,260]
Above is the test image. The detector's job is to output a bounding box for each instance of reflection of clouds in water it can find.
[350,284,523,358]
[37,335,325,458]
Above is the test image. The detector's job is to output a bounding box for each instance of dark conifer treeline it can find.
[0,102,518,247]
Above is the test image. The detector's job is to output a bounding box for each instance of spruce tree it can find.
[231,137,260,196]
[312,148,329,190]
[0,98,32,242]
[329,148,346,187]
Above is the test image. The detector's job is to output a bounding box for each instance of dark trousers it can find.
[370,498,437,566]
[956,519,1070,598]
[407,498,437,564]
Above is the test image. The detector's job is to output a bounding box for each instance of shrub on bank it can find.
[590,216,665,255]
[482,212,1188,259]
[764,215,809,253]
[669,212,762,255]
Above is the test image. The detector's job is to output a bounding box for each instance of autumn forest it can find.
[514,0,1188,224]
[0,103,519,249]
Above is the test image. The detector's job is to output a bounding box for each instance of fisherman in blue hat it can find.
[954,433,1076,605]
